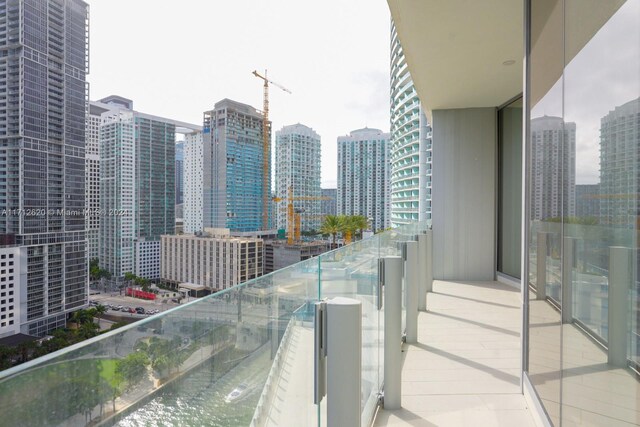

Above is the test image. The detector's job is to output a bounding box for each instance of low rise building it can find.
[161,228,263,292]
[264,240,331,274]
[0,247,27,339]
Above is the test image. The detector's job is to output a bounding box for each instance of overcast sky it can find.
[532,0,639,185]
[86,0,391,188]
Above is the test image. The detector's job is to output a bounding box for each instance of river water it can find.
[115,346,271,427]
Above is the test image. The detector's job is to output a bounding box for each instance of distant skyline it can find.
[86,0,391,188]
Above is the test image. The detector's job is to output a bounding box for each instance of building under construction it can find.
[202,99,272,232]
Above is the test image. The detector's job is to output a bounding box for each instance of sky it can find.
[531,0,639,185]
[86,0,392,189]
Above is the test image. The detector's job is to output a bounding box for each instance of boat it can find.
[224,383,248,403]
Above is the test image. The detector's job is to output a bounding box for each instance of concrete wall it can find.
[432,108,496,281]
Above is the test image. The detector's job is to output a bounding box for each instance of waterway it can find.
[114,345,271,427]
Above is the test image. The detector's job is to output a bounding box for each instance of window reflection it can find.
[528,0,640,425]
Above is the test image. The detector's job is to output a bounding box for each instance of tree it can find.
[115,352,149,391]
[0,345,16,370]
[90,258,112,291]
[95,304,107,322]
[352,215,369,240]
[71,308,95,326]
[339,215,358,244]
[320,215,341,246]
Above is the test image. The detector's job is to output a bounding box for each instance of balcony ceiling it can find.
[388,0,524,115]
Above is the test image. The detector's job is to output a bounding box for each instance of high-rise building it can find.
[161,228,263,292]
[202,99,271,232]
[530,116,576,221]
[85,102,109,262]
[98,97,200,281]
[390,22,432,227]
[175,142,184,205]
[337,128,391,231]
[321,188,337,218]
[575,184,601,220]
[0,0,89,336]
[184,131,204,233]
[599,98,640,228]
[275,124,322,232]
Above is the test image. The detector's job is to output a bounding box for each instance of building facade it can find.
[202,99,271,232]
[530,116,576,221]
[161,229,263,291]
[599,98,640,228]
[388,0,640,424]
[183,130,204,233]
[321,188,337,218]
[0,247,26,339]
[390,22,432,227]
[263,240,330,274]
[337,128,391,231]
[99,98,200,281]
[175,142,184,205]
[575,184,601,221]
[85,102,109,262]
[275,124,322,232]
[0,0,90,336]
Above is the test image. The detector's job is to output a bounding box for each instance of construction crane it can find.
[273,186,331,245]
[252,69,292,230]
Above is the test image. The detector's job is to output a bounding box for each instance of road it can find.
[90,291,181,318]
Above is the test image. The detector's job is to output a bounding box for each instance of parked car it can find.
[135,307,145,314]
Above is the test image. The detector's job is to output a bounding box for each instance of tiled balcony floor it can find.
[373,280,537,427]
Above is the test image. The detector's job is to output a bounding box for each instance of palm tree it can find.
[352,215,369,240]
[95,304,107,324]
[339,215,358,245]
[320,215,341,247]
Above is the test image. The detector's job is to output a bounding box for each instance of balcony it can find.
[0,223,540,427]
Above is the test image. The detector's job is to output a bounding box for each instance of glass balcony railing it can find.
[530,220,639,368]
[0,222,429,427]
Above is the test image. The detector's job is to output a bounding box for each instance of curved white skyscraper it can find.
[390,22,432,226]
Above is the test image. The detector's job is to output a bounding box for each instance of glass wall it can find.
[498,98,523,279]
[527,0,640,425]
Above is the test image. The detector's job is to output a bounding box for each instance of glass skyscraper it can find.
[0,0,89,336]
[98,97,199,281]
[175,141,184,205]
[203,99,272,232]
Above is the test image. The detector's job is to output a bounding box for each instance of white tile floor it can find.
[373,280,538,427]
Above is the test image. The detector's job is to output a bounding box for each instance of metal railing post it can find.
[403,240,419,343]
[314,297,362,426]
[608,246,632,367]
[381,256,403,409]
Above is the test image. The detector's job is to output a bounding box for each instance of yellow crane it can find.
[273,186,330,245]
[252,70,292,230]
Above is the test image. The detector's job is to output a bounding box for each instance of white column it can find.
[383,256,403,410]
[536,232,547,300]
[404,240,419,343]
[326,297,362,427]
[608,246,632,367]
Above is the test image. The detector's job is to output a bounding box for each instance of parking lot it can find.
[90,292,183,318]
